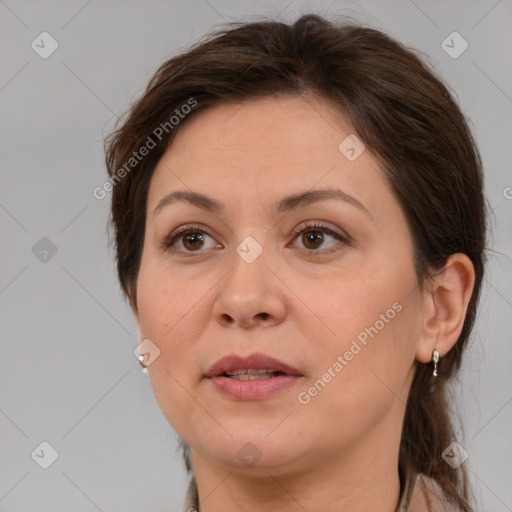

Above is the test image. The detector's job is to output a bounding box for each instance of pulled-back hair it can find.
[104,14,486,510]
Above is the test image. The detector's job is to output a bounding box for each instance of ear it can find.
[415,253,475,364]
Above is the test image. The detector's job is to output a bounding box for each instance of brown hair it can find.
[104,14,486,510]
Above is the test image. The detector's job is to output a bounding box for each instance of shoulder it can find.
[407,473,461,512]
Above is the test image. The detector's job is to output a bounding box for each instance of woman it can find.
[104,14,486,512]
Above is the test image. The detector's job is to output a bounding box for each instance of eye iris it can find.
[183,232,204,251]
[302,230,324,249]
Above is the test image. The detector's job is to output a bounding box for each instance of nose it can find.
[212,243,287,329]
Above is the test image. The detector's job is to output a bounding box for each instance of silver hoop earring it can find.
[432,349,440,377]
[138,355,149,376]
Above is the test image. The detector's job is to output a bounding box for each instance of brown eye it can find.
[182,231,205,251]
[290,222,348,254]
[161,224,220,255]
[302,230,325,250]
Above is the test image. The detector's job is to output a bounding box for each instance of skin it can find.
[132,94,475,511]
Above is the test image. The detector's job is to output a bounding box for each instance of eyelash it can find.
[160,221,350,257]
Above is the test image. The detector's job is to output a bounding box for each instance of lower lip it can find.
[207,375,302,400]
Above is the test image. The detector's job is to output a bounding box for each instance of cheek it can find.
[295,312,415,448]
[136,258,209,341]
[135,263,217,433]
[299,258,415,351]
[295,264,420,423]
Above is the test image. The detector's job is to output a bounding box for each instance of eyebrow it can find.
[152,188,372,219]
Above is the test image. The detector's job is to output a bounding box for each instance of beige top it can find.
[180,469,449,512]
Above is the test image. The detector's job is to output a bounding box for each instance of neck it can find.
[190,421,403,512]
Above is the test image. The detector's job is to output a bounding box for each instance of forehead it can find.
[148,94,383,200]
[165,94,352,161]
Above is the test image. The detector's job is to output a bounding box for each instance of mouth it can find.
[205,353,303,400]
[222,369,289,380]
[205,352,303,379]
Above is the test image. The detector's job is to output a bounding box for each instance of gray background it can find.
[1,0,511,511]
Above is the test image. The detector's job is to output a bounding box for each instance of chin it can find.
[192,432,307,475]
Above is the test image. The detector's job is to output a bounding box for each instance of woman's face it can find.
[134,94,426,475]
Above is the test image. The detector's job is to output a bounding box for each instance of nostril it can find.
[221,314,235,324]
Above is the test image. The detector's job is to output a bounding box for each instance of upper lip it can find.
[205,353,303,378]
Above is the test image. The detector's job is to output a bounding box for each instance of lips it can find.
[205,353,303,378]
[205,353,303,400]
